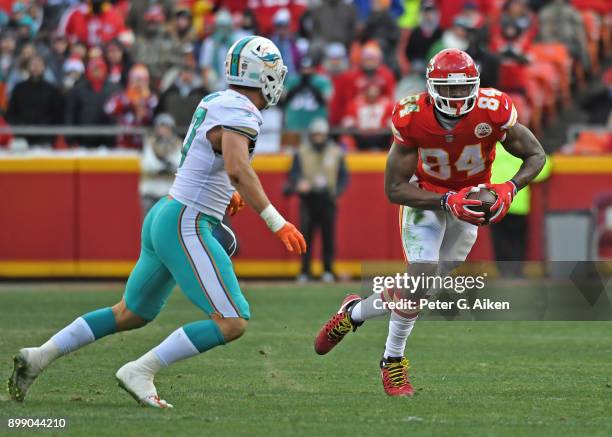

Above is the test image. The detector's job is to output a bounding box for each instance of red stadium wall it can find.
[0,153,611,278]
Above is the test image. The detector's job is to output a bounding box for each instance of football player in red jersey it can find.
[314,49,546,396]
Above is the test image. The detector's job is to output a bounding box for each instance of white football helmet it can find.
[225,36,288,107]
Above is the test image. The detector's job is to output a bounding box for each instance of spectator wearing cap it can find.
[359,0,401,77]
[455,1,488,43]
[281,56,332,146]
[270,8,301,76]
[60,0,126,47]
[323,42,352,127]
[126,0,174,36]
[307,0,357,48]
[338,43,395,123]
[399,1,442,75]
[342,80,394,150]
[199,9,239,91]
[490,0,536,55]
[157,62,208,136]
[65,57,119,148]
[284,118,348,283]
[436,0,489,30]
[61,56,84,91]
[6,55,64,146]
[169,7,197,50]
[105,64,158,149]
[131,5,183,86]
[140,113,183,213]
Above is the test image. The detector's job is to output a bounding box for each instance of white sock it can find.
[350,293,389,322]
[152,327,199,368]
[36,340,62,369]
[49,317,95,357]
[384,312,416,358]
[133,350,165,375]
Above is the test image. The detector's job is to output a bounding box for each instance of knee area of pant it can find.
[216,317,248,342]
[112,300,148,329]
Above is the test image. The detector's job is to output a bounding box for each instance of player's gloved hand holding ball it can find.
[442,186,485,226]
[442,181,517,226]
[484,180,518,224]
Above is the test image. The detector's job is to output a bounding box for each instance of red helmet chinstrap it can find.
[426,48,480,116]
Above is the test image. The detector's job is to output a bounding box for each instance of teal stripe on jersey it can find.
[230,36,256,77]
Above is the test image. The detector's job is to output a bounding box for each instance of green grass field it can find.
[0,282,611,436]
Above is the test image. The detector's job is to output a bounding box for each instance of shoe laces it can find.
[325,313,354,342]
[383,357,409,388]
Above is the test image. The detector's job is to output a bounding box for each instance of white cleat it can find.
[8,348,45,402]
[115,362,173,409]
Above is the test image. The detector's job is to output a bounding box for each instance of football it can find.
[466,188,498,224]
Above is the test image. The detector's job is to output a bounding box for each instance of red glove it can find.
[442,186,485,226]
[484,181,517,224]
[227,192,245,216]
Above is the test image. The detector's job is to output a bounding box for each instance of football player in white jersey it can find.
[8,36,306,408]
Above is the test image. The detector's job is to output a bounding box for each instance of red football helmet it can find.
[426,49,480,117]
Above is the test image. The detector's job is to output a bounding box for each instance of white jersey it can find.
[169,89,263,220]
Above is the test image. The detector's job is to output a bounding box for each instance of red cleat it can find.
[314,294,362,355]
[380,356,414,397]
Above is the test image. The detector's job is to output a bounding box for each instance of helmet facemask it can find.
[427,74,480,117]
[261,63,287,107]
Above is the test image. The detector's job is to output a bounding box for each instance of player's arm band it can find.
[222,125,258,142]
[260,204,287,232]
[440,192,452,211]
[509,178,519,192]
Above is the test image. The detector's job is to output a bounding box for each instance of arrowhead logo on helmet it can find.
[426,49,480,117]
[225,36,288,107]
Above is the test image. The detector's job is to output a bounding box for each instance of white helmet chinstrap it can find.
[225,36,288,107]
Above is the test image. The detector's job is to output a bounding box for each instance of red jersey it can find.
[391,88,517,193]
[60,4,126,47]
[343,95,394,131]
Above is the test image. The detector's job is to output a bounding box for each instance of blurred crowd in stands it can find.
[0,0,609,152]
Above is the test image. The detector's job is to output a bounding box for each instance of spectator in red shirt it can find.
[247,0,306,36]
[330,42,395,127]
[104,64,158,149]
[342,81,393,150]
[59,0,126,47]
[490,0,537,55]
[323,43,351,127]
